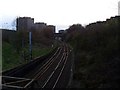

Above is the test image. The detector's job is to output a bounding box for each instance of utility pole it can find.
[29,32,32,60]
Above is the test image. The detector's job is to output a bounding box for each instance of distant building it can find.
[1,29,16,42]
[46,25,55,34]
[59,30,65,34]
[16,17,34,31]
[118,1,120,15]
[54,33,62,40]
[34,22,47,30]
[16,17,56,39]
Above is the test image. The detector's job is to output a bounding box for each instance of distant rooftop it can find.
[35,22,47,24]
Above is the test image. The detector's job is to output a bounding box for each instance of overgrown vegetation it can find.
[2,28,55,71]
[65,16,120,88]
[2,42,22,71]
[2,41,54,71]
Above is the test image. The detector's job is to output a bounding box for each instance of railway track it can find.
[2,43,72,89]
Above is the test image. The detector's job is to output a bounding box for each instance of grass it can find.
[32,45,53,58]
[2,42,54,71]
[2,42,21,71]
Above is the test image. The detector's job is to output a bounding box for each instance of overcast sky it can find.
[0,0,119,32]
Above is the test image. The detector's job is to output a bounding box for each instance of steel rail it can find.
[4,79,30,85]
[2,44,70,89]
[30,47,61,79]
[41,53,65,88]
[2,47,60,88]
[42,44,68,88]
[3,47,58,77]
[2,84,24,89]
[52,46,69,88]
[24,47,63,88]
[35,47,62,79]
[2,76,31,80]
[23,47,61,79]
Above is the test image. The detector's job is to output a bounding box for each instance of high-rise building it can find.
[46,25,55,34]
[16,17,34,31]
[118,1,120,15]
[16,17,56,34]
[34,22,47,30]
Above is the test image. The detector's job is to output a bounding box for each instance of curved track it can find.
[2,43,72,89]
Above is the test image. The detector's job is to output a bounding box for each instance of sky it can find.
[0,0,119,32]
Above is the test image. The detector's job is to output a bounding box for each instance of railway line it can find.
[2,43,72,89]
